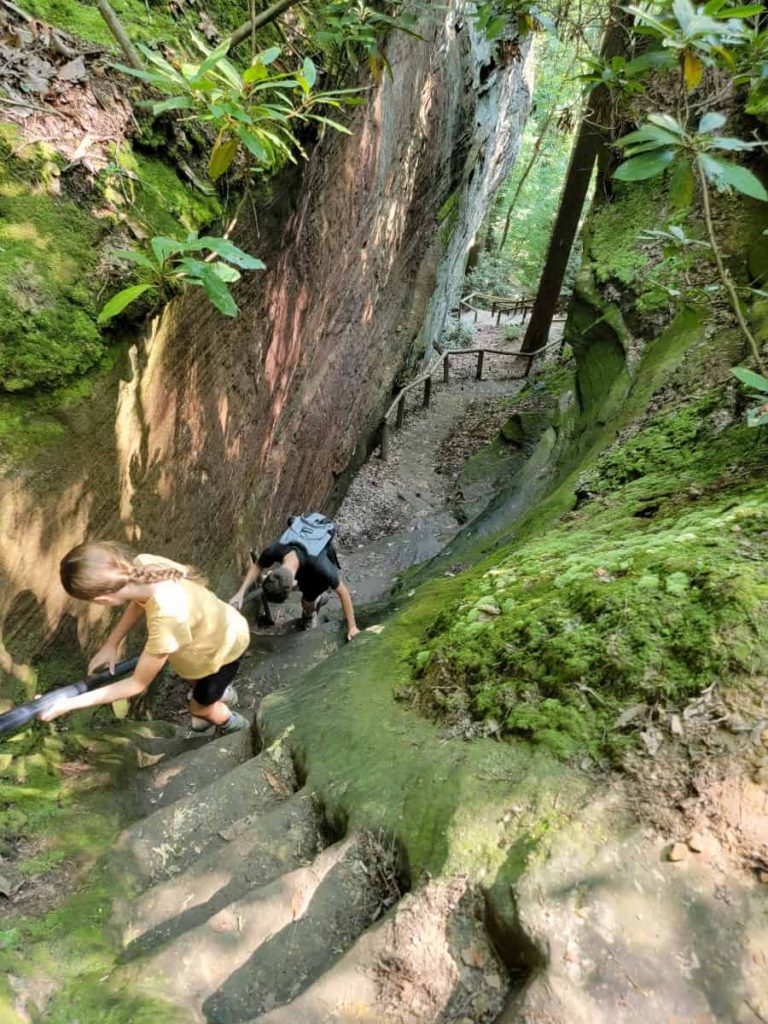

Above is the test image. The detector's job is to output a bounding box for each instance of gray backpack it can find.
[279,513,337,557]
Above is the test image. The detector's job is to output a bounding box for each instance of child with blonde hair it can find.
[37,542,249,734]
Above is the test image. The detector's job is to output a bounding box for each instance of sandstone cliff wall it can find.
[0,6,532,696]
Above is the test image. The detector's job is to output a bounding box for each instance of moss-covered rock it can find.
[0,121,220,394]
[24,0,248,47]
[0,128,107,391]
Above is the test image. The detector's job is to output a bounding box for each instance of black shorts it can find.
[300,544,341,603]
[190,658,241,706]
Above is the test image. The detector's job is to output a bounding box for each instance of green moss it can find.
[24,0,247,48]
[116,149,221,236]
[0,721,188,1021]
[260,606,592,887]
[0,119,220,394]
[401,384,768,762]
[0,127,107,391]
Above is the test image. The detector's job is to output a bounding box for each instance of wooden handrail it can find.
[383,337,562,423]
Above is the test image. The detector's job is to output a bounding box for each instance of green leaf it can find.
[648,112,684,134]
[302,57,317,89]
[257,46,280,65]
[194,265,238,317]
[243,63,268,83]
[731,366,768,392]
[624,49,676,73]
[195,38,231,78]
[613,148,676,181]
[306,114,352,135]
[746,406,768,427]
[112,248,155,272]
[208,134,239,180]
[618,124,681,148]
[193,236,266,269]
[699,154,768,199]
[111,64,168,86]
[698,111,727,133]
[147,95,196,115]
[709,136,756,150]
[236,126,268,163]
[713,3,764,15]
[669,158,695,207]
[702,0,727,12]
[210,261,241,282]
[150,236,183,265]
[137,45,184,82]
[97,284,154,324]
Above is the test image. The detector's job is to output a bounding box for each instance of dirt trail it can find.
[335,310,549,606]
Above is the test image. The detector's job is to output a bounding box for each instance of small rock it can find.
[687,833,706,853]
[461,945,488,969]
[668,843,688,863]
[754,766,768,786]
[758,871,768,884]
[640,727,662,757]
[669,714,684,736]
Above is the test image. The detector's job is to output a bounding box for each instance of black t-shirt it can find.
[258,542,340,602]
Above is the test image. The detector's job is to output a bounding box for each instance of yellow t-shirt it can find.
[135,554,249,679]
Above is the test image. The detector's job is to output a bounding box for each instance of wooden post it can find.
[443,355,450,383]
[476,350,485,381]
[423,375,432,408]
[380,419,390,460]
[395,394,406,429]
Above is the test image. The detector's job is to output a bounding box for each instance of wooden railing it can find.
[379,337,562,460]
[457,291,569,324]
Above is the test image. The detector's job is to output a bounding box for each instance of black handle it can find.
[0,655,140,738]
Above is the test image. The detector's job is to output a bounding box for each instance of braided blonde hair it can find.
[60,541,202,601]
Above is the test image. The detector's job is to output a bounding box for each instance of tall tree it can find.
[522,9,629,353]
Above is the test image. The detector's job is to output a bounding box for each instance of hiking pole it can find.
[0,656,139,738]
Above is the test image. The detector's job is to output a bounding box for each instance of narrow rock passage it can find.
[216,311,546,715]
[86,310,549,1023]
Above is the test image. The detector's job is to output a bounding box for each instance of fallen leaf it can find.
[263,767,291,797]
[56,56,86,82]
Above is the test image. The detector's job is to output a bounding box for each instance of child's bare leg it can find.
[189,696,231,726]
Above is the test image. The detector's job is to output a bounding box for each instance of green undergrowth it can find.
[0,722,184,1023]
[587,181,768,321]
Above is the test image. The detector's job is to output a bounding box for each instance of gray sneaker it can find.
[215,711,249,737]
[299,611,317,630]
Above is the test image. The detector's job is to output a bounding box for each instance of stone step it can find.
[116,792,322,954]
[114,835,391,1024]
[114,746,297,886]
[133,727,255,815]
[247,879,509,1024]
[198,831,387,1024]
[75,719,208,772]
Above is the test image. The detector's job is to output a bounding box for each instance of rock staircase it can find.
[93,717,510,1024]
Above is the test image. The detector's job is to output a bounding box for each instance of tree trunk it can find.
[522,12,628,353]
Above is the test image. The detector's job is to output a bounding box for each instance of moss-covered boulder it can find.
[0,122,220,394]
